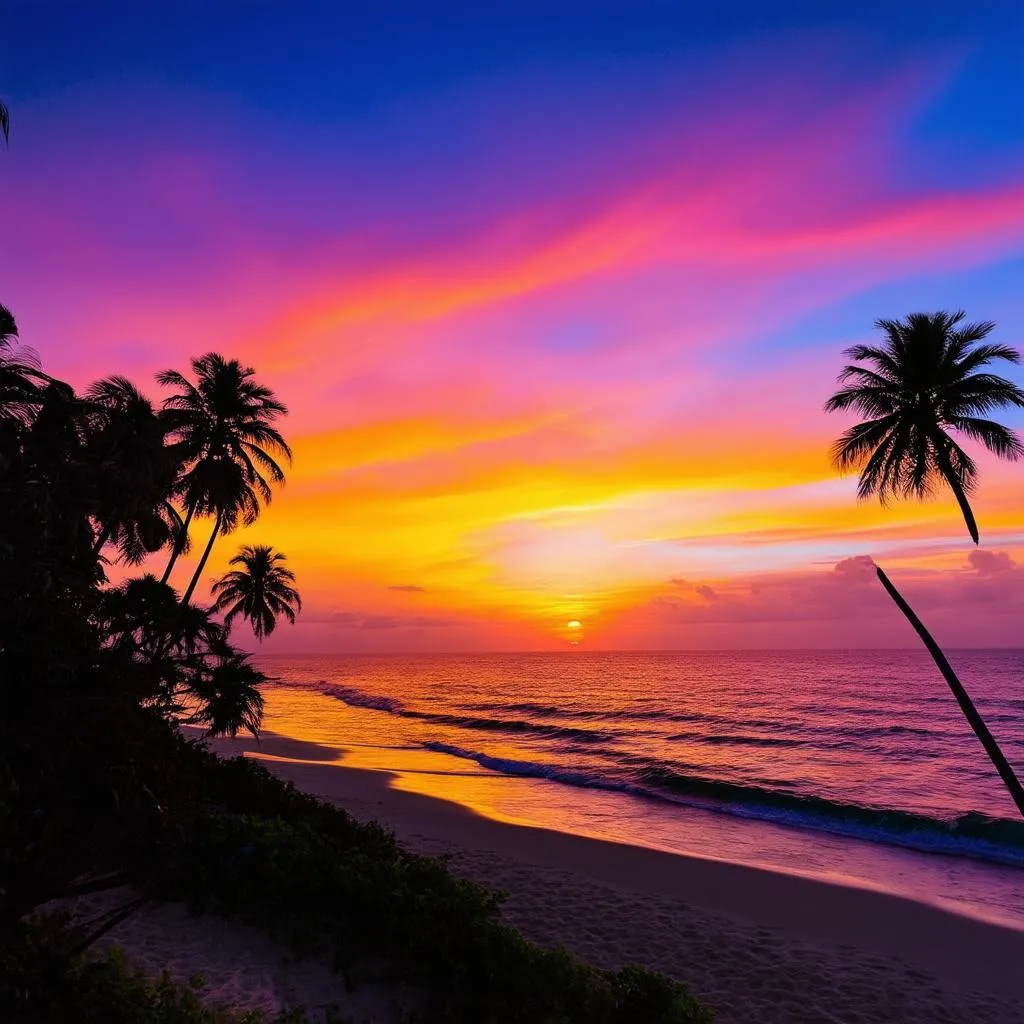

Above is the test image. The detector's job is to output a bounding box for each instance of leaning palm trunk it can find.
[181,514,220,606]
[161,500,197,583]
[876,565,1024,819]
[934,444,980,545]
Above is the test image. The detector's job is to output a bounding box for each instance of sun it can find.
[566,620,582,630]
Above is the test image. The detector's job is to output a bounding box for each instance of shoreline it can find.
[207,731,1024,1018]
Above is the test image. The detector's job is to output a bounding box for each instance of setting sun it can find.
[567,620,582,630]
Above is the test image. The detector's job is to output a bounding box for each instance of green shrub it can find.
[0,916,306,1024]
[146,750,711,1024]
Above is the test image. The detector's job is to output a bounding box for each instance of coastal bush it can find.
[145,747,712,1024]
[0,916,308,1024]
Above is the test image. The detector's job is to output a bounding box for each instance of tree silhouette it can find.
[157,353,291,603]
[826,310,1024,544]
[183,647,266,737]
[211,544,302,640]
[1,99,9,144]
[84,376,188,563]
[826,311,1024,820]
[0,304,45,430]
[0,304,16,343]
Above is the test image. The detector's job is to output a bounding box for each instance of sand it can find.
[97,731,1024,1023]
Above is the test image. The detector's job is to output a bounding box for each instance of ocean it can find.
[252,649,1024,928]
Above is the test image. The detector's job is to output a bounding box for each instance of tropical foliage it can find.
[212,545,302,640]
[158,354,291,603]
[826,310,1024,543]
[0,312,298,950]
[0,307,709,1023]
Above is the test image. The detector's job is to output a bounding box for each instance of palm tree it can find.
[826,310,1024,544]
[157,353,291,605]
[84,376,188,563]
[826,311,1024,820]
[0,304,15,343]
[0,304,45,427]
[184,647,266,737]
[211,544,302,640]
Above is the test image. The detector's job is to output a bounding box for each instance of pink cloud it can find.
[833,555,877,583]
[967,550,1017,575]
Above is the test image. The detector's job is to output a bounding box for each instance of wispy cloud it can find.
[7,39,1024,649]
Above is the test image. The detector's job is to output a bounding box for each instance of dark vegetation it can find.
[826,310,1024,817]
[0,304,711,1023]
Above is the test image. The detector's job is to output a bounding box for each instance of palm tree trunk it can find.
[181,515,220,606]
[91,520,116,560]
[161,500,196,584]
[876,565,1024,819]
[935,445,979,544]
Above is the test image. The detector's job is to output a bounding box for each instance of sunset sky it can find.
[5,2,1024,650]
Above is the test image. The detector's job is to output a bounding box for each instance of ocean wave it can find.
[324,685,404,713]
[415,712,615,743]
[325,686,613,744]
[424,741,1024,868]
[666,731,806,747]
[459,701,604,721]
[351,693,956,748]
[424,742,631,792]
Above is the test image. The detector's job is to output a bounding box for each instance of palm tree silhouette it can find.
[0,304,45,428]
[826,311,1024,819]
[185,648,266,737]
[826,311,1024,544]
[211,544,302,640]
[157,353,291,605]
[0,304,16,344]
[85,376,188,563]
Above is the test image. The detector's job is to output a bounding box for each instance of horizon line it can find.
[249,646,1024,657]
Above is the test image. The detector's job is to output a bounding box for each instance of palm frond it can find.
[952,342,1020,377]
[827,311,1022,540]
[944,373,1024,416]
[830,415,900,471]
[824,384,897,417]
[0,303,17,346]
[947,417,1024,460]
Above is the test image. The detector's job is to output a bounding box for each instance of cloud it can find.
[360,614,453,629]
[967,550,1016,576]
[832,555,876,583]
[388,584,427,592]
[310,610,454,629]
[668,577,692,589]
[696,584,718,601]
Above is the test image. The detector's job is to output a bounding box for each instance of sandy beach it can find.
[91,730,1024,1024]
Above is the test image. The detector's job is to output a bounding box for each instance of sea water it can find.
[251,650,1024,928]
